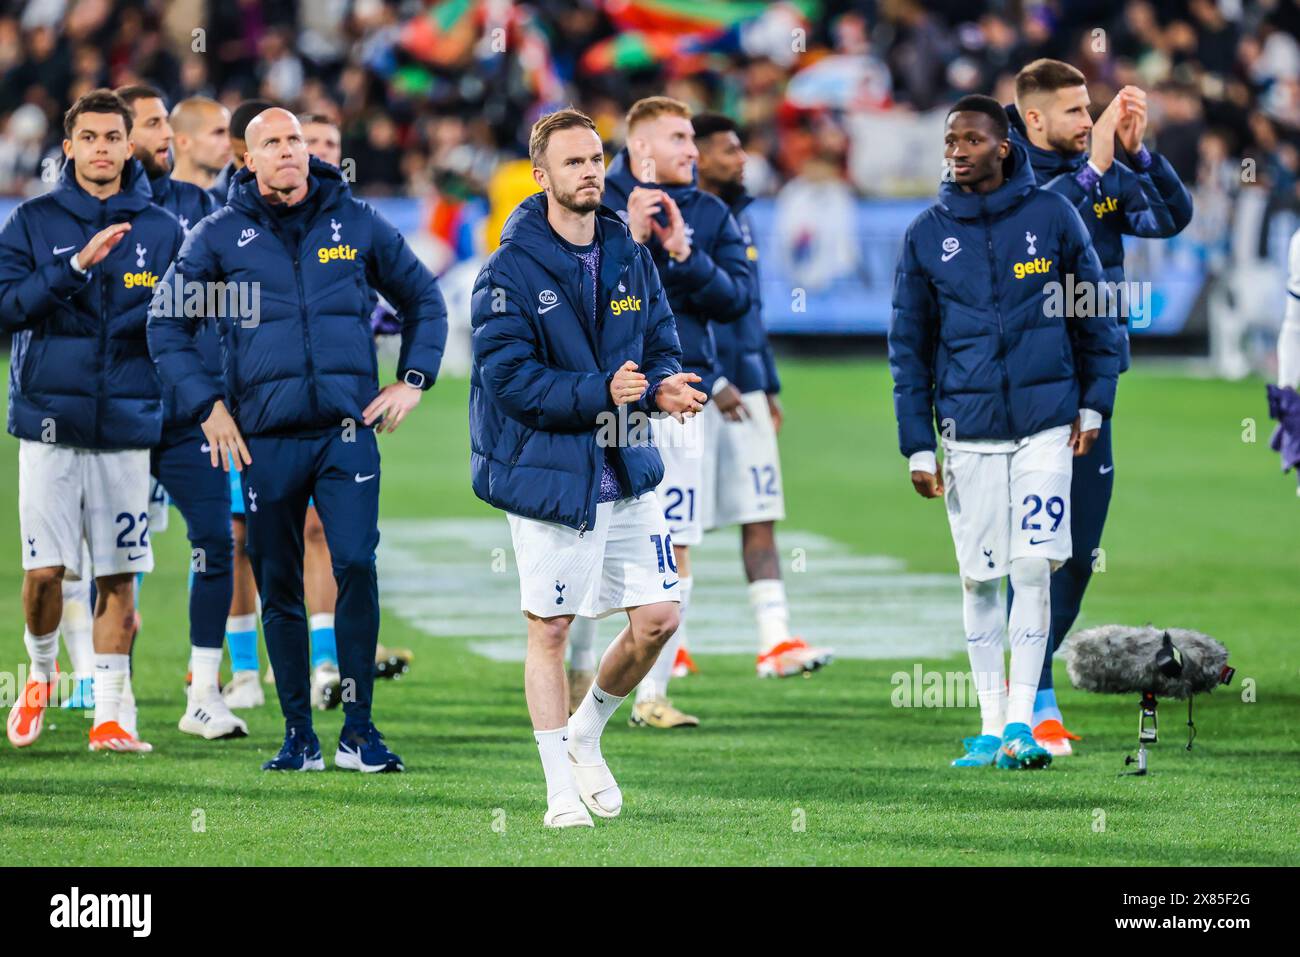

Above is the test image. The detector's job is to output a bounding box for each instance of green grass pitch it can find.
[0,359,1296,866]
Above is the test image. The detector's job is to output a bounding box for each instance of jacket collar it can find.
[51,157,154,222]
[937,141,1039,221]
[1005,103,1087,179]
[500,192,638,292]
[228,155,348,221]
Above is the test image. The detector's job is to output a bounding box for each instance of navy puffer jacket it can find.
[470,194,682,532]
[148,158,448,437]
[0,158,184,449]
[889,144,1121,458]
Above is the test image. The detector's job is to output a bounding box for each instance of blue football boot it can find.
[261,726,324,771]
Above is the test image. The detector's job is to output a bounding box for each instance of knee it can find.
[25,566,65,591]
[1009,557,1050,591]
[637,605,680,649]
[527,615,571,657]
[190,531,234,576]
[304,510,327,547]
[330,555,375,581]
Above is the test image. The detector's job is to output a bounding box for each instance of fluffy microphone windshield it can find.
[1063,625,1230,698]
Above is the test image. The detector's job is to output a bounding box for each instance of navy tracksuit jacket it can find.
[149,158,448,729]
[1006,105,1193,691]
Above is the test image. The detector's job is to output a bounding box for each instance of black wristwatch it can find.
[401,369,429,391]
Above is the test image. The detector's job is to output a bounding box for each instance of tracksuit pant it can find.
[150,425,234,650]
[1008,418,1115,690]
[240,428,381,732]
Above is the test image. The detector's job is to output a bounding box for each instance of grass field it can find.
[0,358,1296,866]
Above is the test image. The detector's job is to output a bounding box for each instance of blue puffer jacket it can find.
[1006,104,1193,370]
[603,149,751,393]
[0,158,184,449]
[148,158,448,437]
[470,193,682,532]
[889,144,1120,458]
[150,171,224,438]
[208,161,236,207]
[712,191,781,394]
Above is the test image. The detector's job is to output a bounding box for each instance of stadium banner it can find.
[0,195,1203,337]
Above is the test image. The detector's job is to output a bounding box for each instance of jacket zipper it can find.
[981,207,1014,436]
[263,211,322,423]
[96,209,108,448]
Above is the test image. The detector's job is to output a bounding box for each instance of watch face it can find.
[404,371,425,389]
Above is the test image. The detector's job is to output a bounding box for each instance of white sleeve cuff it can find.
[1087,160,1104,177]
[908,450,937,475]
[711,376,731,397]
[69,252,86,275]
[1079,408,1102,432]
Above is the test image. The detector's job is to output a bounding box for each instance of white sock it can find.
[568,616,598,673]
[533,726,580,806]
[120,671,137,737]
[1007,558,1050,730]
[61,577,95,679]
[568,682,625,764]
[24,626,60,684]
[962,577,1006,737]
[308,612,334,631]
[190,645,223,698]
[93,653,130,727]
[749,578,790,653]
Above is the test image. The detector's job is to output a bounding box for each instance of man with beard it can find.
[470,108,705,826]
[1005,60,1193,755]
[169,97,231,193]
[691,112,830,686]
[116,84,244,740]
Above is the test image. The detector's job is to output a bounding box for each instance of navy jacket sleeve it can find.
[147,219,225,422]
[761,343,782,394]
[1056,203,1120,418]
[471,259,616,432]
[633,249,683,415]
[1124,150,1193,237]
[0,205,92,330]
[658,210,752,323]
[887,228,940,457]
[363,204,448,386]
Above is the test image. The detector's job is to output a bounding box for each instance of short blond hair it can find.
[625,96,691,134]
[529,108,598,168]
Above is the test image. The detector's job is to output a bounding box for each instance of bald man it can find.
[149,108,448,772]
[170,97,232,191]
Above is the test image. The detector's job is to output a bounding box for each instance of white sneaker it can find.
[179,691,249,740]
[310,661,341,711]
[222,670,265,709]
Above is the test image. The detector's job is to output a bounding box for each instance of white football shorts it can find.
[507,492,681,619]
[651,405,717,546]
[703,390,786,530]
[941,424,1073,581]
[19,439,154,580]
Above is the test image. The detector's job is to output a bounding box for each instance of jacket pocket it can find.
[509,427,531,466]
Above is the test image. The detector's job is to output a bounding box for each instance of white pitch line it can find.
[377,517,966,662]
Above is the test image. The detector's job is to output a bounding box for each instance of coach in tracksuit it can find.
[601,96,752,727]
[149,108,448,773]
[117,84,243,740]
[889,95,1120,769]
[1005,60,1193,748]
[1,90,184,753]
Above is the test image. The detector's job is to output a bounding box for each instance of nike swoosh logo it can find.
[941,250,960,262]
[127,551,147,560]
[592,692,605,704]
[663,580,679,589]
[1028,537,1053,546]
[538,303,559,314]
[236,235,257,247]
[53,245,76,255]
[1099,465,1114,474]
[354,473,376,483]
